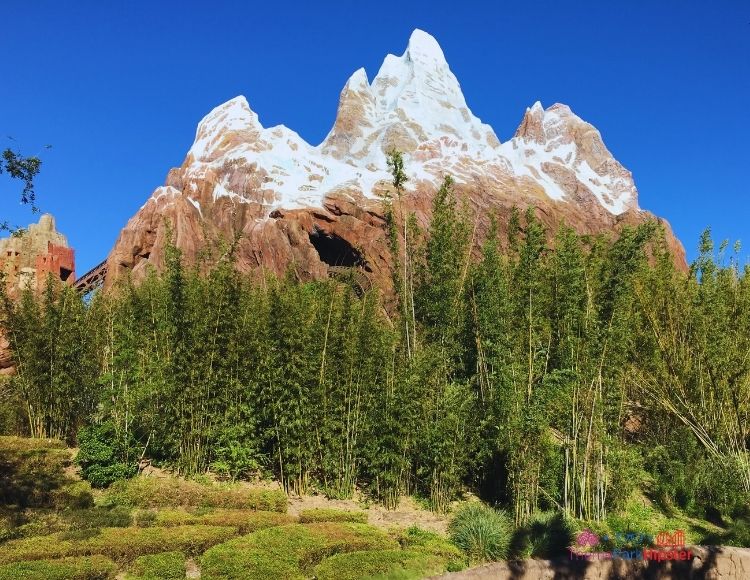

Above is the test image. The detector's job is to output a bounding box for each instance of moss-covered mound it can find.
[200,522,398,579]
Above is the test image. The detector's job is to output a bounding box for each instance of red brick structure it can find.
[0,214,75,297]
[34,243,76,287]
[0,214,76,376]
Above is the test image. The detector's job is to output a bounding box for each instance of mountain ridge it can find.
[107,29,685,289]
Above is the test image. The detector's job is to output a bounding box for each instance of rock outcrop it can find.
[107,29,685,291]
[434,546,750,579]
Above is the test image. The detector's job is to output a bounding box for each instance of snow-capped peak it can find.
[323,28,499,166]
[405,28,448,68]
[176,30,637,218]
[188,96,261,163]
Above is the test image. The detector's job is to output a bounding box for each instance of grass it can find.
[0,436,67,452]
[0,555,117,580]
[448,502,512,565]
[398,526,465,571]
[102,476,287,512]
[138,507,294,532]
[0,437,73,508]
[200,522,398,580]
[509,511,576,559]
[298,508,368,524]
[0,525,236,564]
[313,549,443,580]
[127,551,185,579]
[572,493,729,550]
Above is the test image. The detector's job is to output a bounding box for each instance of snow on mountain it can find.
[109,28,686,293]
[170,28,636,217]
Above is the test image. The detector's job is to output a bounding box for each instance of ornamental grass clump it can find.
[448,502,512,564]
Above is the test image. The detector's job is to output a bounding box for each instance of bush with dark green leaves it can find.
[75,422,138,488]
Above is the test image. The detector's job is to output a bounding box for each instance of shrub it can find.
[128,551,185,579]
[398,526,465,571]
[0,524,236,564]
[314,549,442,580]
[132,510,157,527]
[75,422,138,488]
[65,507,133,530]
[0,555,117,580]
[701,518,750,548]
[0,437,70,507]
[200,522,397,580]
[509,511,576,559]
[103,477,287,512]
[150,508,293,532]
[448,502,512,565]
[53,481,95,510]
[299,508,367,524]
[606,444,645,513]
[0,436,66,452]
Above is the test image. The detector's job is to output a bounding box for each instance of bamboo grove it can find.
[1,156,749,525]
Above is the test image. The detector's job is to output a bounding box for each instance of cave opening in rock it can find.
[309,229,365,269]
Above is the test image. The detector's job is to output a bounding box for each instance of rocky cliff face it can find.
[107,29,685,290]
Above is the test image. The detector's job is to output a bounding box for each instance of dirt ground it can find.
[286,492,450,535]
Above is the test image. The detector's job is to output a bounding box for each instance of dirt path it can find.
[286,493,450,535]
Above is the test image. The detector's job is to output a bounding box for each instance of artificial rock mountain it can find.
[107,29,685,291]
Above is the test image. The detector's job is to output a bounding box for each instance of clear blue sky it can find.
[1,1,748,272]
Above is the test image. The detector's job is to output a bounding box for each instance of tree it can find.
[1,144,45,232]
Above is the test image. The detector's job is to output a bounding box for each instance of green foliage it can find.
[102,476,288,512]
[1,149,41,207]
[397,526,465,571]
[0,525,236,564]
[448,502,512,564]
[128,551,185,579]
[200,522,397,580]
[0,437,71,508]
[76,421,138,488]
[63,506,133,530]
[52,481,95,510]
[146,508,293,532]
[298,508,367,524]
[313,549,443,580]
[0,555,116,580]
[0,282,98,441]
[702,518,750,548]
[509,511,576,559]
[2,148,750,543]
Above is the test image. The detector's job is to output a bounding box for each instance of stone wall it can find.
[436,547,750,579]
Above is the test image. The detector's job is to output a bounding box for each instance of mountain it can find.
[107,29,685,290]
